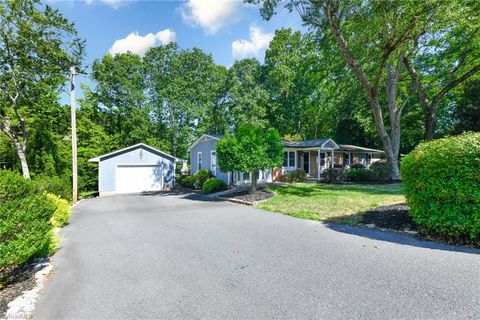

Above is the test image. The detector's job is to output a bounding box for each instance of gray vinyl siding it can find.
[189,139,229,184]
[98,147,175,193]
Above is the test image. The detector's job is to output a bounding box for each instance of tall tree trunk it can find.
[424,107,436,141]
[15,141,30,179]
[323,2,401,180]
[0,118,30,179]
[250,171,257,194]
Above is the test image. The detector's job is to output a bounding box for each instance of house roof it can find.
[338,144,384,153]
[89,143,181,163]
[187,133,225,152]
[283,138,339,149]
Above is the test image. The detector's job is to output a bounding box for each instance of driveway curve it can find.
[34,191,480,319]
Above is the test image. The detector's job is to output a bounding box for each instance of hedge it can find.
[401,132,480,244]
[202,178,227,193]
[0,170,72,288]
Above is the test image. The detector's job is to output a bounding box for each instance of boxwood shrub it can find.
[202,178,227,193]
[0,170,72,287]
[401,132,480,244]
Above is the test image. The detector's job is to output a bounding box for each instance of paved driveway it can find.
[34,192,480,320]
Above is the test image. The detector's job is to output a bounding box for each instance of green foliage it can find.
[401,132,480,244]
[282,169,307,183]
[193,170,213,189]
[177,175,195,189]
[346,168,371,182]
[369,160,389,181]
[0,170,35,201]
[0,170,72,287]
[47,194,72,228]
[0,0,85,178]
[33,174,72,202]
[202,178,227,193]
[217,125,283,192]
[322,168,345,183]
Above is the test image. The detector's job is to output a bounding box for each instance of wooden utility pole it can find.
[70,67,78,204]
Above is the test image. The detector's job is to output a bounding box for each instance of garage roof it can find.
[89,143,180,163]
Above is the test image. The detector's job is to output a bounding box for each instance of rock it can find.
[364,223,375,228]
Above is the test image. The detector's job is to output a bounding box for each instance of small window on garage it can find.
[211,151,217,174]
[197,152,202,171]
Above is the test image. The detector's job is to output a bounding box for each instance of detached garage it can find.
[89,143,178,196]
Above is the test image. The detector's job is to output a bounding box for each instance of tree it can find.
[144,44,225,157]
[217,125,283,193]
[89,53,152,148]
[250,0,453,180]
[453,78,480,134]
[0,0,84,178]
[225,59,269,129]
[403,1,480,140]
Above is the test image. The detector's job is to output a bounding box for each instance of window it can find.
[197,152,202,171]
[283,151,296,167]
[211,151,217,174]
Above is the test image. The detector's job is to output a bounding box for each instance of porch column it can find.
[317,148,321,180]
[331,149,334,168]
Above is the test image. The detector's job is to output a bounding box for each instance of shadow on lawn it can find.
[323,221,480,254]
[271,183,402,197]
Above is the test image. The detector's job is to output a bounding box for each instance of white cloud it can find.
[232,26,273,59]
[85,0,133,9]
[179,0,243,35]
[108,29,176,56]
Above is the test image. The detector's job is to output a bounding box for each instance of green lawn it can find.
[257,183,405,222]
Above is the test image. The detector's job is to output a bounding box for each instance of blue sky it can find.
[49,0,304,102]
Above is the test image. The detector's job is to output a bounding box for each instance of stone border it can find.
[3,259,53,320]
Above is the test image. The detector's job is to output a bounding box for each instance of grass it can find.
[257,183,405,223]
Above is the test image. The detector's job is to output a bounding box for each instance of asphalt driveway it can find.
[34,191,480,320]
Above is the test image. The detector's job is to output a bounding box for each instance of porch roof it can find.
[283,138,334,148]
[337,144,384,154]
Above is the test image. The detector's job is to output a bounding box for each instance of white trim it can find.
[210,150,217,175]
[89,143,180,163]
[197,152,203,171]
[317,148,320,180]
[187,134,222,152]
[320,138,340,149]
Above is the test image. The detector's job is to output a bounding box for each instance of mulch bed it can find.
[359,203,417,231]
[0,260,41,317]
[222,188,274,203]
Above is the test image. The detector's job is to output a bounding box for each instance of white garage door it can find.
[116,165,163,194]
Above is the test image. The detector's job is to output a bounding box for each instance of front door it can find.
[303,152,310,174]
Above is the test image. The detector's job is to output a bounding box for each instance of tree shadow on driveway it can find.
[323,222,480,255]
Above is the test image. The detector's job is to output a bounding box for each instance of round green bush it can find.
[193,169,213,189]
[401,132,480,244]
[202,178,227,193]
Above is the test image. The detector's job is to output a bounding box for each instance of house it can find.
[89,143,179,196]
[188,134,383,184]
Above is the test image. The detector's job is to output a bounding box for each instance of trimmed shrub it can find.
[47,194,72,228]
[349,163,366,169]
[0,170,35,201]
[33,174,72,202]
[369,160,389,181]
[202,178,227,193]
[178,175,196,189]
[346,167,371,181]
[282,169,307,183]
[193,169,213,189]
[401,132,480,244]
[0,170,72,288]
[322,168,345,183]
